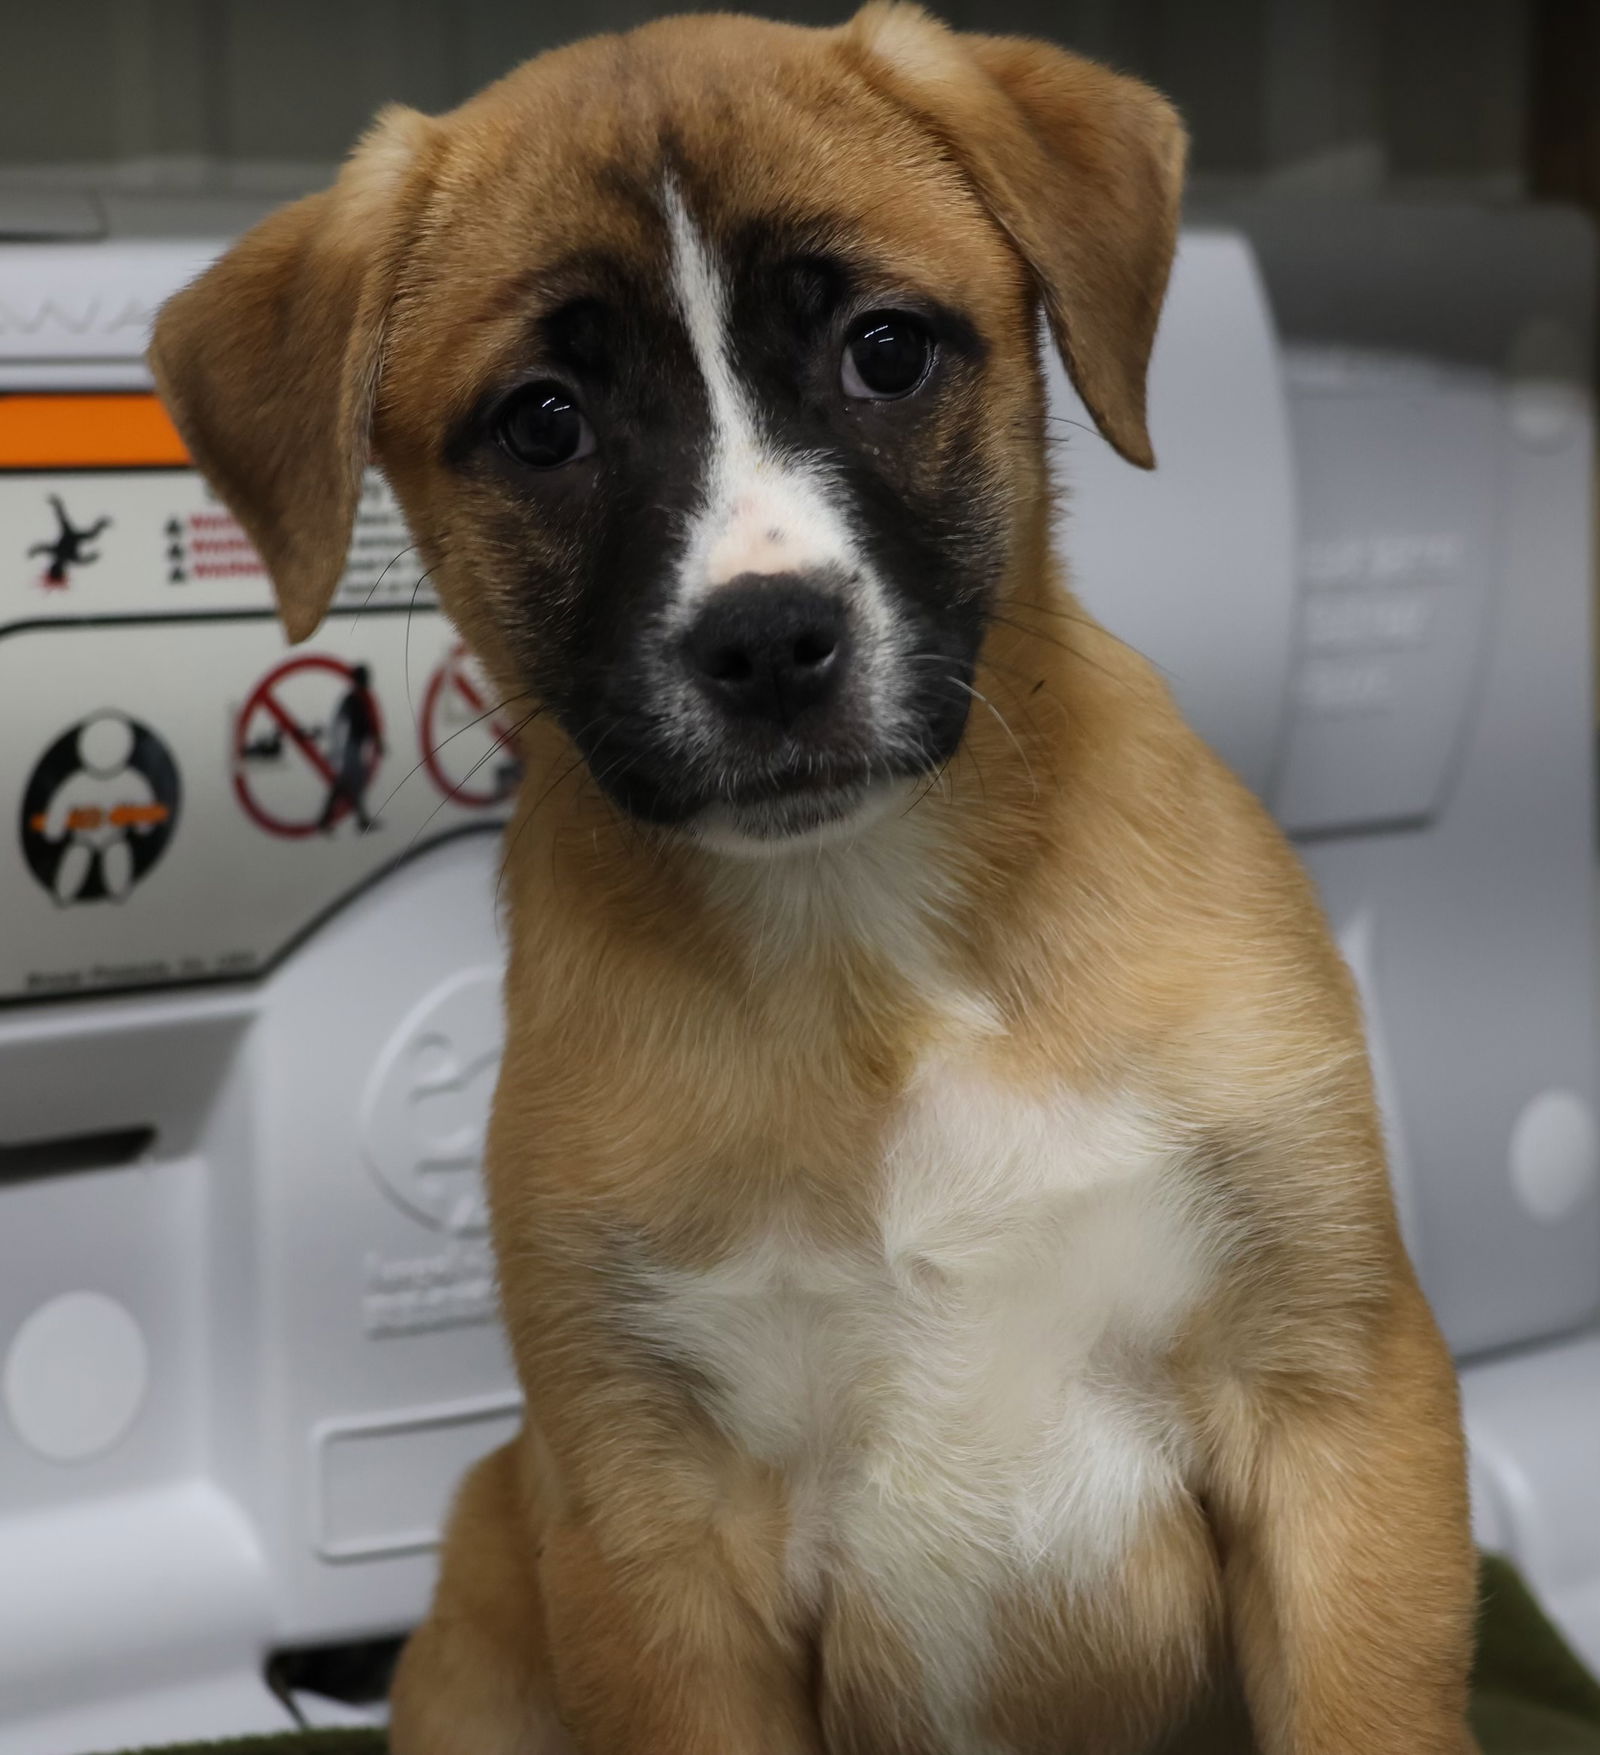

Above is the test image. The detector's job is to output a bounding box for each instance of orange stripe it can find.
[28,803,172,833]
[0,393,190,468]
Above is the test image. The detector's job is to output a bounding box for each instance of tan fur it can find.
[843,3,1185,467]
[150,8,1480,1752]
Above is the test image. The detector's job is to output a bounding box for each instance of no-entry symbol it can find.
[419,646,521,808]
[233,654,384,837]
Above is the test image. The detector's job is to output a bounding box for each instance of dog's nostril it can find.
[791,632,836,670]
[704,645,755,685]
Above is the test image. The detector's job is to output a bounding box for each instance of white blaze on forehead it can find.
[662,182,860,609]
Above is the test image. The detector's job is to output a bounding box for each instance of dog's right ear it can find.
[148,105,437,644]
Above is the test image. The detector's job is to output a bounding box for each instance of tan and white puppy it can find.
[150,8,1481,1752]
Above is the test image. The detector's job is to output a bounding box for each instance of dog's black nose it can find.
[683,579,849,728]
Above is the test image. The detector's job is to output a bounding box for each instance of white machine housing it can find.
[0,192,1595,1751]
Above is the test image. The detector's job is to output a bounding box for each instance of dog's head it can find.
[151,5,1183,852]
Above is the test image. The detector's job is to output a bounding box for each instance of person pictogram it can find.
[318,663,384,833]
[20,712,180,904]
[28,495,112,587]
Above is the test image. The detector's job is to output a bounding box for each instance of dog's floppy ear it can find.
[148,106,436,642]
[843,3,1185,469]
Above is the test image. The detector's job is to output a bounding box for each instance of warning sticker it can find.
[0,613,511,1002]
[233,655,385,838]
[420,646,523,808]
[19,711,180,904]
[0,433,512,1004]
[3,408,430,622]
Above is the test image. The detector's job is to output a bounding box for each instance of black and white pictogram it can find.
[28,494,112,589]
[233,654,385,837]
[20,712,180,904]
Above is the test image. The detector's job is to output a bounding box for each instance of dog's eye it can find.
[494,382,594,469]
[841,313,934,401]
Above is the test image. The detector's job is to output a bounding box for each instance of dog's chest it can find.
[641,1067,1211,1624]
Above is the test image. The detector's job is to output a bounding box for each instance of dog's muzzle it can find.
[566,564,972,846]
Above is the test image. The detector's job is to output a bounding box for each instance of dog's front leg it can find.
[1209,1280,1481,1754]
[393,1420,816,1755]
[535,1456,822,1755]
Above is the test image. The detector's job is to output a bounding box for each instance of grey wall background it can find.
[0,0,1531,199]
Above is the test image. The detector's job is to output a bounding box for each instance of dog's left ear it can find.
[148,105,437,642]
[842,3,1186,469]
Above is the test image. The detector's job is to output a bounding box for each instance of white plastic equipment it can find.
[0,195,519,1750]
[0,192,1595,1749]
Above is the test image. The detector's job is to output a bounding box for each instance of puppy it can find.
[150,8,1481,1751]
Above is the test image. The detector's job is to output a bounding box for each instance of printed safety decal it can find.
[19,711,180,904]
[1,394,507,1002]
[233,654,385,838]
[419,645,523,808]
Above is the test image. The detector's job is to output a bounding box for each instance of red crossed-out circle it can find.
[419,645,520,808]
[232,654,384,837]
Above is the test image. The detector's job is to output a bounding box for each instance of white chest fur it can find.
[640,1062,1215,1730]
